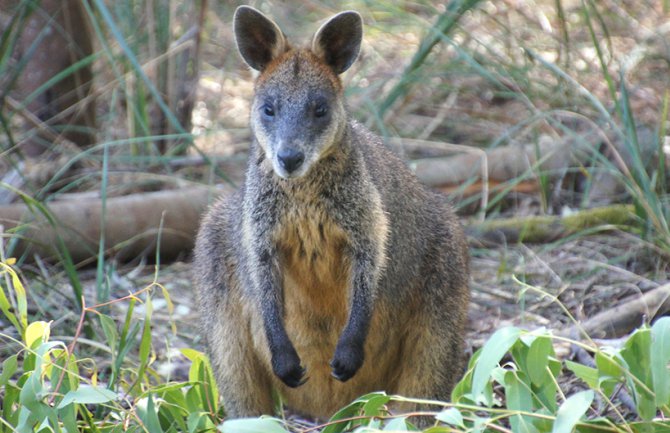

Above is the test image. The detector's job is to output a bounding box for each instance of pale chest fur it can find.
[274,200,351,345]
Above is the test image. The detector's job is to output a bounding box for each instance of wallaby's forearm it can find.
[331,237,381,381]
[246,212,307,388]
[260,286,306,387]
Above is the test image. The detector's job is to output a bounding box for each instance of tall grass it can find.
[425,0,668,250]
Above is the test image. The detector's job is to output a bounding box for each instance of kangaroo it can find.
[193,6,470,419]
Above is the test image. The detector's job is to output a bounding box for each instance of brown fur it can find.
[193,6,470,421]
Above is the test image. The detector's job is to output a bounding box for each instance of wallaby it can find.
[193,6,470,419]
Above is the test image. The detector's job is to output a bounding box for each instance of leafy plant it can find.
[0,258,222,432]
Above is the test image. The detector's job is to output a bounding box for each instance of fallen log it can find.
[0,188,638,264]
[410,134,575,188]
[0,185,231,263]
[467,204,637,244]
[560,283,670,339]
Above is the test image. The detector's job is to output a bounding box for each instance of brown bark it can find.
[1,0,95,155]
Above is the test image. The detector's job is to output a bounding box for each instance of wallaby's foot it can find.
[330,340,365,382]
[272,347,308,388]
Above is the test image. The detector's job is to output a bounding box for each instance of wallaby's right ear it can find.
[234,6,287,71]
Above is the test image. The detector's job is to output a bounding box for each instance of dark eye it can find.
[314,104,328,118]
[262,103,275,117]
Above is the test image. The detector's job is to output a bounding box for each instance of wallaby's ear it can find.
[234,6,287,71]
[311,11,362,74]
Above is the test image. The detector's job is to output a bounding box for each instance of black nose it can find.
[277,148,305,173]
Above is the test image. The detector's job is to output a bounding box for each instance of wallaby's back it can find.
[194,6,469,420]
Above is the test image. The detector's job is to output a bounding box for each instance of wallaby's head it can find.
[234,6,362,179]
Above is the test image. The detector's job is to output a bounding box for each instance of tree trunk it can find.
[1,0,95,155]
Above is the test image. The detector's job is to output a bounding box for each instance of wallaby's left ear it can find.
[234,6,288,71]
[311,11,362,74]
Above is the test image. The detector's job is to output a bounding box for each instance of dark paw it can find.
[272,350,307,388]
[330,342,364,382]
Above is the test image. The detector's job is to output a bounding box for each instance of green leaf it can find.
[535,357,562,413]
[20,370,46,409]
[59,401,78,433]
[627,420,670,432]
[622,328,656,421]
[99,314,118,353]
[187,412,205,433]
[9,262,28,331]
[651,317,670,408]
[3,383,20,427]
[472,326,521,399]
[57,385,118,408]
[157,392,189,432]
[0,261,28,334]
[366,419,383,430]
[181,348,205,362]
[25,321,50,348]
[187,412,216,433]
[138,393,163,433]
[526,335,553,386]
[451,350,479,403]
[322,393,385,433]
[435,408,464,428]
[504,370,538,433]
[0,268,21,332]
[551,390,593,433]
[191,353,219,415]
[112,319,140,385]
[188,354,203,385]
[0,354,18,387]
[185,386,203,414]
[49,350,78,398]
[383,417,410,431]
[565,360,599,389]
[363,393,391,416]
[594,351,623,396]
[218,418,289,433]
